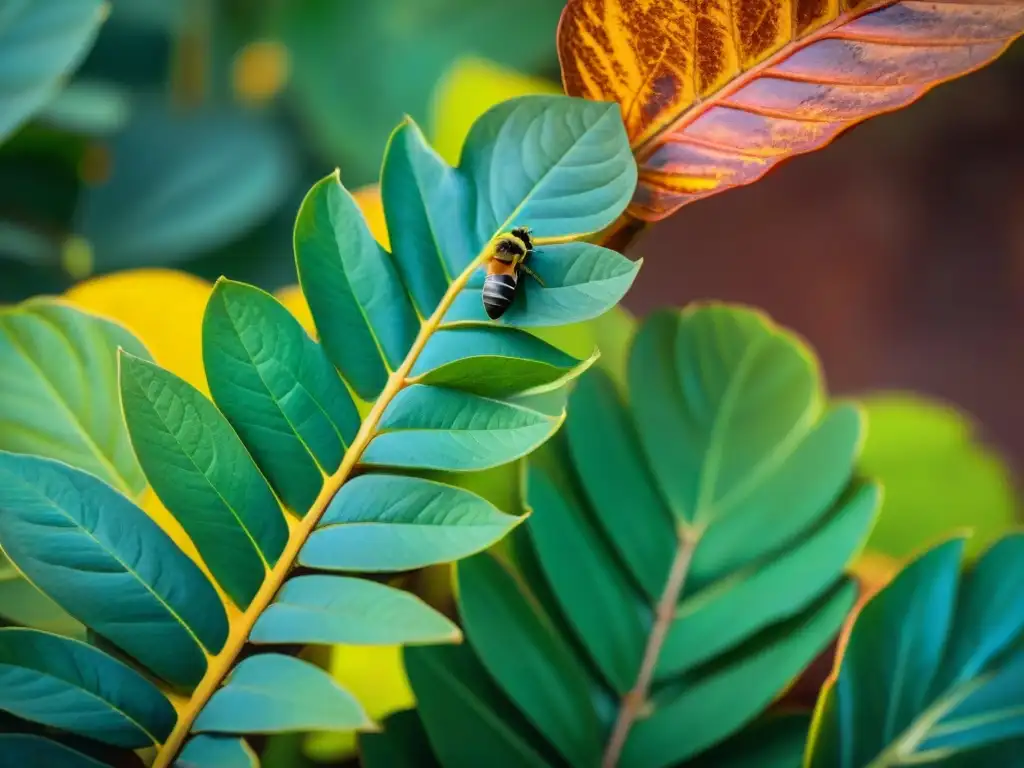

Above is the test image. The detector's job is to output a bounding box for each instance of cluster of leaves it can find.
[0,0,565,299]
[0,93,639,766]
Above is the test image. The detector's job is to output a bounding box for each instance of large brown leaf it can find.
[559,0,1024,221]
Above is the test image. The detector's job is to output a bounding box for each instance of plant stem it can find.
[152,252,489,767]
[601,528,701,767]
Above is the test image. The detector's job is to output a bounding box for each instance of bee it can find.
[482,226,545,319]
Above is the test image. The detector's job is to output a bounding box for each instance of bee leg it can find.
[520,262,546,287]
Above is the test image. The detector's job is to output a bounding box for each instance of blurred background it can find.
[1,0,1021,502]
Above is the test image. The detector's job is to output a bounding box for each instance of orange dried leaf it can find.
[559,0,1024,221]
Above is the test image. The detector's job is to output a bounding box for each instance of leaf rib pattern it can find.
[558,0,1024,221]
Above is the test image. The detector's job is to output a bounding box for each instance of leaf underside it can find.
[558,0,1024,221]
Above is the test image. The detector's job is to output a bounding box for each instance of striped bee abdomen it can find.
[482,273,518,319]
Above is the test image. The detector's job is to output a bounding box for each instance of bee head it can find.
[510,226,533,250]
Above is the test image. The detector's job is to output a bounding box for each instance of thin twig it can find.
[602,528,700,767]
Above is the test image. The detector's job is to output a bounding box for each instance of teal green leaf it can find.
[807,534,1024,767]
[0,451,228,688]
[459,96,637,245]
[250,574,460,646]
[0,0,106,143]
[565,369,675,600]
[858,394,1017,561]
[410,324,594,398]
[526,466,645,694]
[363,385,561,471]
[0,574,84,637]
[688,713,810,768]
[202,279,360,513]
[0,627,176,747]
[119,351,287,609]
[192,654,372,734]
[301,474,521,572]
[36,80,131,136]
[361,709,440,768]
[0,299,150,495]
[444,243,640,328]
[382,119,473,315]
[179,736,257,768]
[294,170,419,400]
[74,102,296,268]
[404,644,556,768]
[457,552,602,767]
[658,481,879,679]
[624,583,855,767]
[0,735,107,768]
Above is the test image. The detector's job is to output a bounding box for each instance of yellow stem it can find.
[153,251,489,766]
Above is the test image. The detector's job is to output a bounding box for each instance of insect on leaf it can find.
[558,0,1024,220]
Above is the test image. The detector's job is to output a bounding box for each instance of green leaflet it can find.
[361,709,441,768]
[460,96,637,245]
[0,559,85,637]
[363,385,562,471]
[295,170,419,400]
[443,243,641,328]
[410,324,595,398]
[193,654,372,734]
[119,352,288,609]
[404,644,558,768]
[413,305,877,767]
[203,279,361,514]
[457,553,602,767]
[382,119,473,315]
[250,574,460,646]
[0,299,150,495]
[0,735,108,768]
[687,713,811,767]
[0,627,176,748]
[73,102,296,269]
[301,474,521,572]
[0,451,228,688]
[178,736,258,768]
[807,534,1024,767]
[623,583,855,767]
[0,0,106,143]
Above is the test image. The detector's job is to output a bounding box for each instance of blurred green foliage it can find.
[0,0,564,301]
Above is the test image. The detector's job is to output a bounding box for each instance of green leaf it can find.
[361,709,440,768]
[457,552,602,767]
[0,0,106,143]
[362,385,562,471]
[687,713,810,767]
[404,644,556,768]
[202,279,361,514]
[807,534,1024,767]
[0,627,176,747]
[74,102,296,269]
[0,735,108,768]
[0,575,85,637]
[858,394,1017,561]
[414,304,876,766]
[36,80,131,136]
[0,451,228,688]
[443,243,641,328]
[301,474,521,572]
[250,575,460,646]
[178,736,257,768]
[460,96,637,244]
[119,351,288,609]
[382,120,473,316]
[0,299,150,495]
[192,654,373,734]
[624,583,856,767]
[410,325,595,398]
[294,170,419,400]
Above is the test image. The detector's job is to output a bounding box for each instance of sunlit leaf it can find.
[559,0,1024,220]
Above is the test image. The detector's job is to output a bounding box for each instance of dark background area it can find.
[623,46,1024,479]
